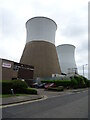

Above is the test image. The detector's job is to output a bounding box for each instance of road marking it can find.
[0,95,48,108]
[82,90,88,93]
[48,89,88,99]
[77,92,81,94]
[47,92,75,99]
[0,89,88,109]
[0,92,75,108]
[73,90,88,94]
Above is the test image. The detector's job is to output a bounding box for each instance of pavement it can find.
[37,88,88,98]
[0,88,88,106]
[1,94,43,105]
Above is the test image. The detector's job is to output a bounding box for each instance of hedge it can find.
[41,80,71,87]
[2,80,13,94]
[1,80,37,94]
[24,88,37,94]
[74,76,86,88]
[41,76,90,88]
[72,75,90,88]
[47,86,64,91]
[80,76,90,87]
[71,78,79,89]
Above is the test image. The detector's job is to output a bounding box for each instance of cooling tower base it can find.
[20,41,61,78]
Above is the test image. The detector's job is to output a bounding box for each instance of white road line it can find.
[77,92,81,94]
[0,89,88,109]
[0,92,75,108]
[82,90,88,93]
[48,92,75,99]
[0,95,48,108]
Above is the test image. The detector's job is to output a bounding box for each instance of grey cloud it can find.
[0,0,88,77]
[76,40,88,62]
[60,20,87,38]
[77,41,88,52]
[2,9,25,40]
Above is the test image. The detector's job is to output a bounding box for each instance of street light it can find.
[82,64,88,76]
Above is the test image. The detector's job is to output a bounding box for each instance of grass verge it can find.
[0,94,30,98]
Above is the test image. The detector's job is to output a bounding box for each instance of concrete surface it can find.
[0,88,88,106]
[2,90,88,118]
[1,94,43,105]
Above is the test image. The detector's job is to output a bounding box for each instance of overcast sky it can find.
[0,0,88,78]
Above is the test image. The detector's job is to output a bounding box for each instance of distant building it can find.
[0,58,34,84]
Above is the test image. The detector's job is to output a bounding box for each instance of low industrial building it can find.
[0,58,34,85]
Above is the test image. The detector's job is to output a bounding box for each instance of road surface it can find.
[2,90,88,118]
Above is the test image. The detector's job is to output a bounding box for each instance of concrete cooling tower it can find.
[56,44,77,74]
[20,17,61,78]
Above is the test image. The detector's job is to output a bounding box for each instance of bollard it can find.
[11,89,14,95]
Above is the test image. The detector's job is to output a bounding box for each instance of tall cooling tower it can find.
[20,17,61,78]
[56,44,77,74]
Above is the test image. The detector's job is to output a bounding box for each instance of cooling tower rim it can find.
[26,40,55,46]
[26,16,57,30]
[56,44,76,48]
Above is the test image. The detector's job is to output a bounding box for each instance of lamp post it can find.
[82,64,88,76]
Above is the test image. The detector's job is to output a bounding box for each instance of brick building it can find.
[0,58,34,85]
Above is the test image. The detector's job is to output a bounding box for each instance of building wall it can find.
[0,59,2,80]
[56,44,77,74]
[0,58,34,82]
[26,17,57,44]
[2,59,14,80]
[12,70,18,79]
[20,41,61,78]
[21,17,60,78]
[18,68,33,79]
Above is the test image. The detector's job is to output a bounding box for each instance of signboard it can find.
[2,62,11,68]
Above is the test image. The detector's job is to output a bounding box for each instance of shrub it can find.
[71,78,78,89]
[55,80,71,87]
[80,76,89,87]
[73,75,86,88]
[41,76,90,89]
[57,86,64,91]
[11,80,28,93]
[47,86,64,91]
[2,80,37,94]
[2,80,13,94]
[25,88,37,94]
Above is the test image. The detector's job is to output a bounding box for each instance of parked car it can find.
[36,83,45,88]
[32,83,46,88]
[31,82,38,88]
[44,83,56,89]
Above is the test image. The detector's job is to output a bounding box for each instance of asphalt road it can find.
[2,90,88,118]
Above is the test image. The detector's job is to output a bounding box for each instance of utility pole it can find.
[82,64,88,77]
[83,65,84,76]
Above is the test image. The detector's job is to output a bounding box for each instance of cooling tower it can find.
[20,17,61,78]
[56,44,77,74]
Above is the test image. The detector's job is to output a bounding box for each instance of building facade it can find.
[0,58,34,81]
